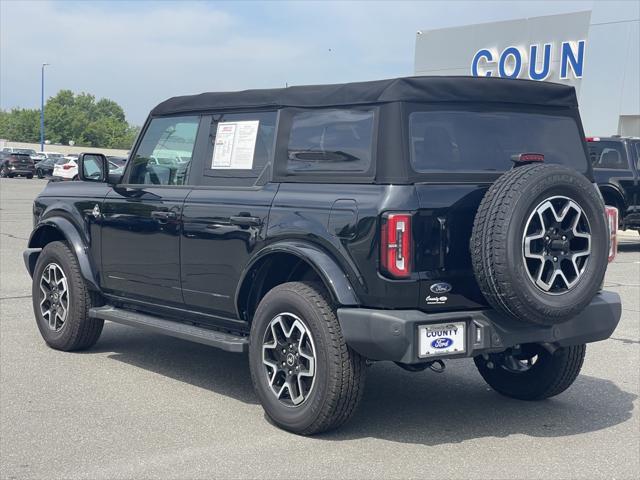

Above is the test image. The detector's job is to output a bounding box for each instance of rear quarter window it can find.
[286,109,375,173]
[588,141,629,170]
[409,110,588,173]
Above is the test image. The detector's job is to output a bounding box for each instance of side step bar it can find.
[89,306,248,353]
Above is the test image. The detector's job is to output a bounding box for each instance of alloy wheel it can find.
[39,263,69,331]
[523,195,591,294]
[262,312,317,407]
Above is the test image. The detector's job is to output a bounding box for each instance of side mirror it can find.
[78,153,109,183]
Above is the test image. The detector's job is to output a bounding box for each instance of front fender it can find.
[27,217,100,290]
[236,240,360,312]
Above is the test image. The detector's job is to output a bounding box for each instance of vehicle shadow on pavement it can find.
[618,240,640,252]
[322,362,637,445]
[87,323,258,405]
[87,324,636,445]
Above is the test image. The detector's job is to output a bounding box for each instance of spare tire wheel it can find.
[471,163,608,326]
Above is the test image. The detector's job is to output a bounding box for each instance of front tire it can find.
[249,282,366,435]
[474,344,586,400]
[37,169,44,179]
[32,241,104,351]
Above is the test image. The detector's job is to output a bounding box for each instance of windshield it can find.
[16,149,36,155]
[409,109,588,173]
[587,141,628,169]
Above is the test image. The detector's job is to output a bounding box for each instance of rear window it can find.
[409,110,587,172]
[588,141,629,170]
[286,109,374,173]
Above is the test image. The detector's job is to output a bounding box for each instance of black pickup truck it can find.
[24,76,621,435]
[588,136,640,232]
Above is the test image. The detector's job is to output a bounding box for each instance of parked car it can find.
[2,147,38,159]
[51,157,78,180]
[107,156,127,168]
[24,77,621,435]
[33,151,64,161]
[0,152,35,178]
[34,158,57,178]
[587,136,640,232]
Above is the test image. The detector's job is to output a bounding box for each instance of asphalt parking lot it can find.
[1,177,638,480]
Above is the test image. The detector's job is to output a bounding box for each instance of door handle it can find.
[151,210,177,222]
[229,215,262,227]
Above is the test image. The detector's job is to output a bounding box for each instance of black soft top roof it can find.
[151,76,578,116]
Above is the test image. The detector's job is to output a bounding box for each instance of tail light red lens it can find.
[63,164,73,170]
[380,213,412,279]
[605,206,618,262]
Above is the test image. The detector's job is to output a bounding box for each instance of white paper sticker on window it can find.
[211,120,259,170]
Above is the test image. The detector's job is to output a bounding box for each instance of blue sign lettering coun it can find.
[471,41,585,80]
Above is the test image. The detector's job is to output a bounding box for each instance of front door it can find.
[100,114,204,306]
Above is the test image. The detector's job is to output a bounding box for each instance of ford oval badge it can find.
[430,282,452,294]
[431,338,454,349]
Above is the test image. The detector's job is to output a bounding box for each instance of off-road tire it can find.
[32,241,104,351]
[474,344,586,400]
[249,282,366,435]
[471,164,608,325]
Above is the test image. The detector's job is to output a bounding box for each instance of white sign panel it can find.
[211,120,259,170]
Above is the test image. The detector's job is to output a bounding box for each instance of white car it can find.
[52,157,78,180]
[33,151,64,161]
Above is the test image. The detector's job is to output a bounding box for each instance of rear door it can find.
[181,111,278,320]
[100,115,205,306]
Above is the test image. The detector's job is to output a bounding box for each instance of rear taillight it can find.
[63,164,73,170]
[605,206,618,262]
[380,213,412,279]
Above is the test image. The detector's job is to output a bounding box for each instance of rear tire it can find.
[31,241,104,351]
[474,344,586,400]
[249,282,366,435]
[37,169,44,178]
[26,174,33,179]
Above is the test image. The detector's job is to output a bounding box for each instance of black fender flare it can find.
[235,241,360,316]
[598,183,627,210]
[26,217,100,290]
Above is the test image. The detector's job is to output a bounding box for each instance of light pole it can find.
[40,63,50,152]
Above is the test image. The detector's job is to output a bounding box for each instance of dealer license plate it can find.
[418,322,466,357]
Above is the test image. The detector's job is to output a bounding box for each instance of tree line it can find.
[0,90,140,150]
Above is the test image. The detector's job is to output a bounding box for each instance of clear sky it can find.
[1,0,595,125]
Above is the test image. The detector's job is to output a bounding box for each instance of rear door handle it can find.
[229,215,262,227]
[151,210,177,222]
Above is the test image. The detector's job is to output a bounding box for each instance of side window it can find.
[634,142,640,170]
[204,111,277,183]
[128,116,200,185]
[587,141,629,170]
[286,109,374,173]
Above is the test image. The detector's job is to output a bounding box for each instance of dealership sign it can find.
[471,40,586,80]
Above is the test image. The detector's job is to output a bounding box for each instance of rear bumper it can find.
[6,168,34,175]
[337,291,622,364]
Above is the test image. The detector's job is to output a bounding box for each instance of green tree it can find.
[0,90,138,149]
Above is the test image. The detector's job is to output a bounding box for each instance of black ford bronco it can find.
[588,135,640,232]
[24,76,622,435]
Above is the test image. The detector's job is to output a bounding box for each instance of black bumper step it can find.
[89,306,248,353]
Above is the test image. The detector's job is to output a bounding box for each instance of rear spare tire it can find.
[471,163,608,325]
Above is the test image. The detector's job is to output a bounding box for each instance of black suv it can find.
[588,136,640,232]
[0,152,35,178]
[24,77,621,435]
